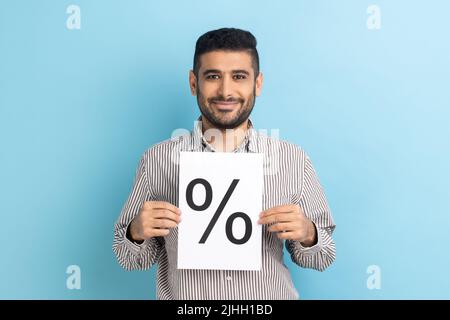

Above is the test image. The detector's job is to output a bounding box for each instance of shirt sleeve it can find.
[285,152,336,272]
[112,151,164,271]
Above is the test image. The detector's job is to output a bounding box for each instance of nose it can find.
[218,75,233,98]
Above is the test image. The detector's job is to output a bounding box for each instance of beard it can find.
[196,84,256,130]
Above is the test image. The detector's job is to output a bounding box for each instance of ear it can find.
[189,70,197,96]
[255,72,263,97]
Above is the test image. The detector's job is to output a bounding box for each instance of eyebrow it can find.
[202,69,250,76]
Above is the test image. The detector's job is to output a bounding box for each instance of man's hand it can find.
[129,201,182,242]
[258,204,317,247]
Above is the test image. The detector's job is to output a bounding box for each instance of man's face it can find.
[189,50,263,129]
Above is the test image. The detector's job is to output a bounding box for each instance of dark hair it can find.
[193,28,260,79]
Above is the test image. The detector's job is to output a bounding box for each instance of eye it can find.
[206,74,220,80]
[233,74,247,80]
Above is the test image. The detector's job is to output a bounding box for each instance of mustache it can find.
[208,96,244,104]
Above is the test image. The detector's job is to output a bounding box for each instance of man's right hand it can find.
[128,201,182,242]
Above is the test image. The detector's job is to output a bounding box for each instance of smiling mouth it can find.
[212,101,239,111]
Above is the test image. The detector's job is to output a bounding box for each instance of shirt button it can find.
[226,276,232,281]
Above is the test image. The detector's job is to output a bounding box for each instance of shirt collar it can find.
[189,116,258,153]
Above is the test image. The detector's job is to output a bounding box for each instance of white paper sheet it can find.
[178,152,263,270]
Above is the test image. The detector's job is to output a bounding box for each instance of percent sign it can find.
[185,178,252,245]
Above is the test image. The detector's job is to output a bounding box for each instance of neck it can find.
[201,116,249,152]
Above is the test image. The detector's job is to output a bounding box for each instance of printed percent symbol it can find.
[185,178,252,245]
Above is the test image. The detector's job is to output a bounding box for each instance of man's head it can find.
[189,28,263,130]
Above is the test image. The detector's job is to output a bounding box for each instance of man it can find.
[113,28,336,299]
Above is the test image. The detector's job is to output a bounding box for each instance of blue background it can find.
[1,0,449,299]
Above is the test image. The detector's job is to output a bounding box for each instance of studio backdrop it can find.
[1,0,449,299]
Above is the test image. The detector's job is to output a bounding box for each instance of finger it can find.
[151,209,182,223]
[145,201,181,215]
[149,229,170,237]
[267,222,296,233]
[258,213,298,225]
[276,231,296,240]
[151,218,178,229]
[260,204,298,217]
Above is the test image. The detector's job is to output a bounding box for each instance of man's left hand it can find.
[258,204,317,247]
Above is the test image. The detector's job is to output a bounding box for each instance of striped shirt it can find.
[113,118,336,300]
